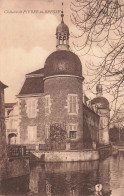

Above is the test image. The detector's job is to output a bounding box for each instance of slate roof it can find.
[83,94,89,105]
[0,81,8,89]
[26,68,44,76]
[44,50,83,78]
[18,77,44,95]
[18,68,44,95]
[91,97,109,109]
[83,103,99,117]
[56,22,69,35]
[5,103,16,108]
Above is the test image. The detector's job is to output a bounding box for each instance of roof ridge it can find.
[26,68,44,76]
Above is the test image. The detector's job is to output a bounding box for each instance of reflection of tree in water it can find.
[46,160,112,196]
[0,175,29,195]
[44,167,100,196]
[98,158,111,193]
[0,156,121,195]
[28,162,99,195]
[28,160,112,196]
[46,173,70,195]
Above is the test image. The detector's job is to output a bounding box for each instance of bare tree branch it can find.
[71,0,124,126]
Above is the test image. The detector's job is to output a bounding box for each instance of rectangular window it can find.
[70,131,76,139]
[26,99,37,118]
[45,95,51,115]
[68,124,77,139]
[68,94,78,114]
[28,126,37,143]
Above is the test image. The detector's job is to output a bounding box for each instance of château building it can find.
[5,11,110,151]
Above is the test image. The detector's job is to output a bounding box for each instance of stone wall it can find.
[98,145,112,159]
[44,76,83,150]
[83,104,99,148]
[33,150,99,162]
[98,109,110,145]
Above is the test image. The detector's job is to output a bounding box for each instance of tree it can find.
[48,123,67,150]
[109,126,119,142]
[71,0,124,124]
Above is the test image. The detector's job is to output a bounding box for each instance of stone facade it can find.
[98,108,110,145]
[83,104,99,149]
[6,72,101,151]
[33,150,99,162]
[18,95,45,148]
[44,76,83,150]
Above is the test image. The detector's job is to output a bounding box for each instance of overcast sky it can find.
[0,0,109,103]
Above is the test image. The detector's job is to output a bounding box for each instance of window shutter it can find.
[32,100,36,117]
[27,99,37,118]
[45,95,51,115]
[28,126,37,143]
[73,96,77,113]
[70,95,73,113]
[68,94,78,114]
[45,125,50,139]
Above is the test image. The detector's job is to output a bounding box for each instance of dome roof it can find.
[44,50,82,78]
[91,97,109,109]
[56,23,69,35]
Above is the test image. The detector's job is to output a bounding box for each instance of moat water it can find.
[0,152,124,196]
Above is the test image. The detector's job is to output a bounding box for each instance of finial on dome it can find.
[96,81,103,97]
[61,2,64,23]
[56,2,70,50]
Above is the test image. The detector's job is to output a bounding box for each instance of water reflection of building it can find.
[29,165,40,193]
[0,175,29,195]
[46,180,52,196]
[3,156,124,196]
[1,155,120,196]
[2,156,123,196]
[29,160,112,196]
[98,158,111,194]
[109,155,124,194]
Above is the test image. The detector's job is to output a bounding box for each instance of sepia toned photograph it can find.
[0,0,124,195]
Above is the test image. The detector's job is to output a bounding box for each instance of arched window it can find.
[8,133,17,145]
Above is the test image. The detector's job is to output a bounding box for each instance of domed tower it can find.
[91,83,110,145]
[44,10,84,150]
